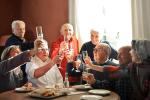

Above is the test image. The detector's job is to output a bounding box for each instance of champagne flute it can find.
[36,26,43,39]
[75,54,82,72]
[82,51,90,85]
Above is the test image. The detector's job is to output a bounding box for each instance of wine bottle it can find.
[64,72,69,88]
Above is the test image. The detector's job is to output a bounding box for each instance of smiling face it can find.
[34,39,49,61]
[12,21,25,38]
[9,47,21,57]
[93,43,111,64]
[90,30,100,45]
[60,23,74,41]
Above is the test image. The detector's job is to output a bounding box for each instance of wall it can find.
[0,0,68,47]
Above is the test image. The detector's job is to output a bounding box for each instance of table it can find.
[0,90,120,100]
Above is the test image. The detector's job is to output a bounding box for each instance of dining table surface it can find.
[0,88,120,100]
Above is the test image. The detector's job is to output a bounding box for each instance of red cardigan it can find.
[50,35,79,82]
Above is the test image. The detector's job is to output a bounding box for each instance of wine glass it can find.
[82,51,89,71]
[75,54,82,72]
[36,26,43,39]
[82,51,90,85]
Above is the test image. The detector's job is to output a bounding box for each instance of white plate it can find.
[15,87,34,93]
[80,95,103,100]
[72,85,92,90]
[89,89,111,95]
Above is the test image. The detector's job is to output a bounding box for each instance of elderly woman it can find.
[26,39,63,87]
[0,45,33,92]
[50,23,79,83]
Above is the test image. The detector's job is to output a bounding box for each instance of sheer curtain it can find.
[69,0,132,49]
[131,0,150,40]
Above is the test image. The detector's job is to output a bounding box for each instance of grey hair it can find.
[90,29,100,34]
[95,43,111,58]
[34,39,48,51]
[1,45,20,61]
[11,20,25,29]
[60,23,74,35]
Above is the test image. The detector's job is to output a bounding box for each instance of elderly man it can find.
[5,20,34,51]
[83,43,118,81]
[5,20,34,82]
[50,23,79,83]
[26,39,63,87]
[80,29,118,61]
[84,46,133,100]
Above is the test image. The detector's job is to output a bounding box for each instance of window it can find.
[69,0,132,49]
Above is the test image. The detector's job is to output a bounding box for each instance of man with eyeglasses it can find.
[26,39,63,87]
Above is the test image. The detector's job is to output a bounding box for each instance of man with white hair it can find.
[80,29,118,61]
[5,20,34,83]
[26,39,63,87]
[5,20,34,51]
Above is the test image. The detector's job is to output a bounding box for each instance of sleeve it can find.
[25,62,38,78]
[20,42,34,51]
[5,37,34,51]
[79,43,87,54]
[91,80,110,89]
[0,51,31,74]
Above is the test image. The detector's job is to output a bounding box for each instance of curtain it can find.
[131,0,150,40]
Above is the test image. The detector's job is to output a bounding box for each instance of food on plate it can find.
[41,90,56,97]
[22,82,33,90]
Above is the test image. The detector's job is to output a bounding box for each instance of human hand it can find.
[84,56,92,66]
[74,59,81,69]
[52,54,63,64]
[82,73,96,85]
[59,41,69,52]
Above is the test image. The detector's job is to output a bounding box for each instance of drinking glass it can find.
[36,26,43,39]
[82,51,90,85]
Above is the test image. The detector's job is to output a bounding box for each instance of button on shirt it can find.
[26,56,63,87]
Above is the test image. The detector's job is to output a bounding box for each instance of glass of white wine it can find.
[82,51,90,85]
[36,26,43,39]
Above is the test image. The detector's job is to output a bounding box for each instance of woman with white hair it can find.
[26,39,63,87]
[50,23,79,84]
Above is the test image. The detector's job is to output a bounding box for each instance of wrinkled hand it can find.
[84,56,92,67]
[65,50,74,62]
[59,41,69,52]
[74,59,81,69]
[52,54,63,64]
[82,73,96,85]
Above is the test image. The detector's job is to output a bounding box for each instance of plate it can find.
[15,87,34,93]
[72,85,92,91]
[89,89,111,96]
[80,95,103,100]
[28,91,67,99]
